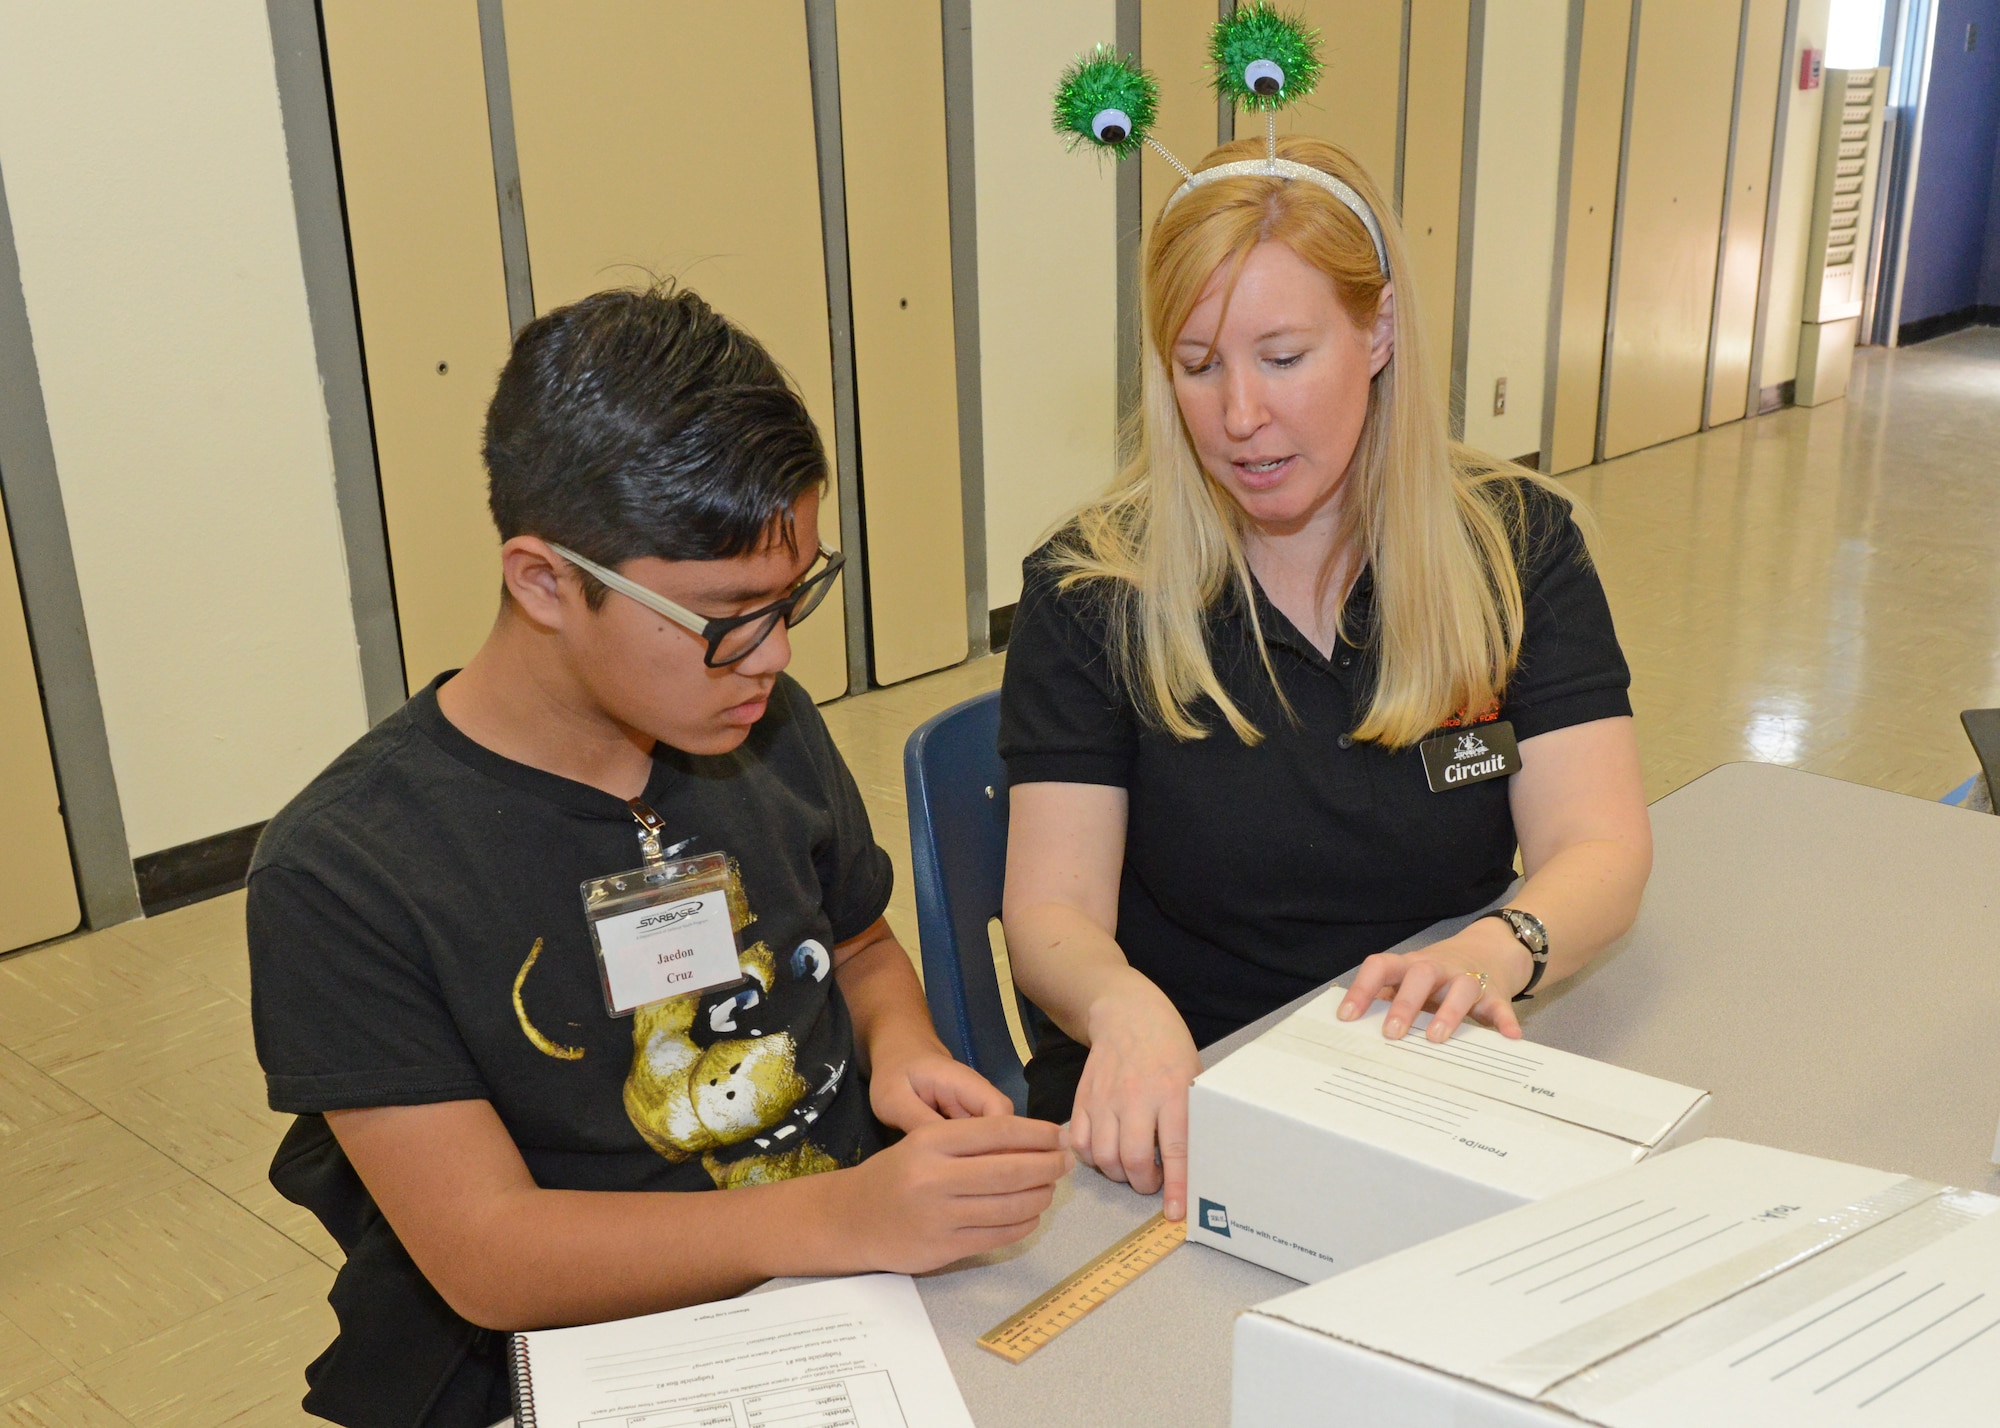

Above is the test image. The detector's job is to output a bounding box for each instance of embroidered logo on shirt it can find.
[1439,697,1503,729]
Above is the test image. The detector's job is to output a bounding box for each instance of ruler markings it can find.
[976,1212,1188,1364]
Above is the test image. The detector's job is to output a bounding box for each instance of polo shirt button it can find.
[1337,733,1354,749]
[1338,653,1353,667]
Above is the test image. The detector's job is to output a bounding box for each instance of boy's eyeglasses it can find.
[546,542,844,667]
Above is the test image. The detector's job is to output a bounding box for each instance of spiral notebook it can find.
[509,1273,975,1427]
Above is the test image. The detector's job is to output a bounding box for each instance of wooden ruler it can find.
[976,1212,1187,1364]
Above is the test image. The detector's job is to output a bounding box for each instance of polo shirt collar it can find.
[1232,566,1377,669]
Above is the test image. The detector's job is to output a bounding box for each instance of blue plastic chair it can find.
[1941,710,1998,809]
[904,689,1039,1112]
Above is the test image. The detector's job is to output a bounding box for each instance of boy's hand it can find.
[868,1034,1014,1130]
[834,1116,1070,1273]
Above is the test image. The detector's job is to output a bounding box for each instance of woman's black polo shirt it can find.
[999,480,1632,1063]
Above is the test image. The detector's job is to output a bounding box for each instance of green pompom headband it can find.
[1051,4,1387,276]
[1210,2,1324,110]
[1053,44,1160,162]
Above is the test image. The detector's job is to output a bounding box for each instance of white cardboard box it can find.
[1186,992,1710,1281]
[1233,1138,2000,1427]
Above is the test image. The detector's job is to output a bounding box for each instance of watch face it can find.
[1505,909,1548,955]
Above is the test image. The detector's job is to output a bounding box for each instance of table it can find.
[907,762,2000,1425]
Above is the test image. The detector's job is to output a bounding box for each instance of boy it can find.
[248,286,1066,1427]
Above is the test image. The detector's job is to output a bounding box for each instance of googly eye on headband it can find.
[1051,3,1389,276]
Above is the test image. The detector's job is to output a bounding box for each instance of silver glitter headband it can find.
[1161,155,1389,275]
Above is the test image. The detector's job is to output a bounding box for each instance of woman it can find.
[998,135,1651,1224]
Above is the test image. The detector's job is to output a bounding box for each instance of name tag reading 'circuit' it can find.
[1418,719,1521,793]
[581,851,744,1017]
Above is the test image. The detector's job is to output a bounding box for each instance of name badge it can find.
[581,849,744,1017]
[1419,719,1521,792]
[592,891,741,1014]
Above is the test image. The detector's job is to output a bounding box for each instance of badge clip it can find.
[580,806,744,1017]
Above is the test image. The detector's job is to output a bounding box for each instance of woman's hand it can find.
[867,1033,1015,1132]
[1338,718,1653,1044]
[1337,917,1534,1042]
[1071,972,1204,1221]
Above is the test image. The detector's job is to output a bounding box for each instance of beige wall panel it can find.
[0,0,371,855]
[1142,0,1224,225]
[1759,0,1833,390]
[1251,1,1404,194]
[0,494,79,951]
[321,3,513,691]
[836,0,967,685]
[973,0,1120,611]
[1707,0,1789,426]
[1600,0,1742,460]
[1401,0,1472,410]
[1546,0,1633,473]
[1461,0,1569,460]
[503,1,848,701]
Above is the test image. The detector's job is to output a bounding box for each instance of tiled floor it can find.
[1,329,1996,1423]
[0,893,338,1425]
[1572,326,2000,801]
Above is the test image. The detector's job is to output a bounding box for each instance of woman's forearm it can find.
[1340,828,1651,1041]
[1500,833,1651,988]
[1502,716,1654,991]
[1003,901,1160,1046]
[1002,781,1156,1047]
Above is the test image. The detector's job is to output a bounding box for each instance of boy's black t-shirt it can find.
[247,673,893,1428]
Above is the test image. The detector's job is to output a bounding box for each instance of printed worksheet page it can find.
[512,1274,974,1428]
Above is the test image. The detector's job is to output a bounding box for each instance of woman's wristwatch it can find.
[1480,907,1549,1001]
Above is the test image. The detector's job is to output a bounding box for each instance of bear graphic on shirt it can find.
[619,877,849,1188]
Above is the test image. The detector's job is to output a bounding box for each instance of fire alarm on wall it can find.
[1799,46,1823,89]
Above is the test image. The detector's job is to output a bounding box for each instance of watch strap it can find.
[1480,908,1548,1001]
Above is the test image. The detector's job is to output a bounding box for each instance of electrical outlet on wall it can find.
[1493,377,1507,417]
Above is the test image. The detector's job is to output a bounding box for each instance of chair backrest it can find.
[903,689,1030,1110]
[1957,709,1999,814]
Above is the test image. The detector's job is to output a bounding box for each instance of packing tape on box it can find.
[1482,1176,1946,1400]
[1548,1187,1999,1413]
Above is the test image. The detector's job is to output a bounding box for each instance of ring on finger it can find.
[1464,970,1490,997]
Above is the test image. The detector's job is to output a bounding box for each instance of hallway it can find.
[1575,326,2000,801]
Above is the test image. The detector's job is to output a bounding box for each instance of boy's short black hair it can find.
[483,284,826,581]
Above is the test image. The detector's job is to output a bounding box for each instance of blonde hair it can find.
[1051,134,1571,749]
